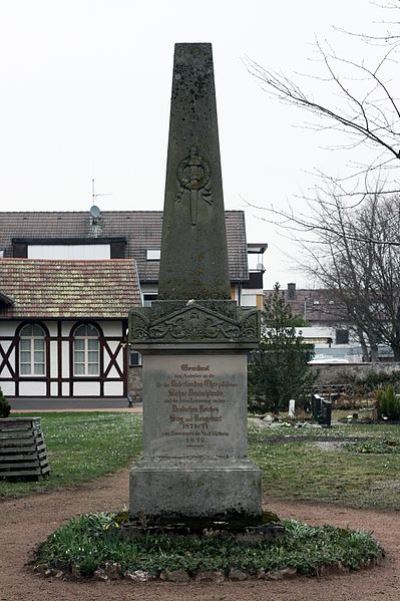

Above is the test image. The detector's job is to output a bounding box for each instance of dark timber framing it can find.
[0,318,128,398]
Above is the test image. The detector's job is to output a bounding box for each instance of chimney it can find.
[287,282,296,300]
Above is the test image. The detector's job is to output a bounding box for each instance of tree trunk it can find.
[357,328,370,362]
[370,344,379,362]
[392,344,400,362]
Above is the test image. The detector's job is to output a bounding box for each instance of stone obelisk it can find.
[129,43,261,520]
[158,43,230,301]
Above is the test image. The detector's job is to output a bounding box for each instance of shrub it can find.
[376,385,400,421]
[0,387,10,418]
[248,283,316,414]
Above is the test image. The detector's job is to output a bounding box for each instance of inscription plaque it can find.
[142,354,248,458]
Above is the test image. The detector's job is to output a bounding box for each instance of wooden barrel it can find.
[0,417,50,480]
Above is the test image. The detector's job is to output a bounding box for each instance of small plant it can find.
[344,439,400,454]
[0,387,10,418]
[376,385,400,421]
[34,513,383,579]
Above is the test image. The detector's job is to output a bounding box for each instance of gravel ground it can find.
[0,468,398,601]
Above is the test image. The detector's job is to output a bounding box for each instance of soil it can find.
[1,469,399,601]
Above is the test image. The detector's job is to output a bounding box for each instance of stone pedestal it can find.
[129,350,261,517]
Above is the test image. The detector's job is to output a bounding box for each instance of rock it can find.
[160,569,190,583]
[93,568,109,582]
[54,570,64,579]
[103,561,122,580]
[124,569,154,582]
[265,567,297,580]
[71,564,82,579]
[195,570,225,583]
[228,568,248,581]
[33,563,48,575]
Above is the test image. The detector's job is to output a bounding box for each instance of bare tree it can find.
[245,3,400,359]
[299,192,400,360]
[246,2,400,199]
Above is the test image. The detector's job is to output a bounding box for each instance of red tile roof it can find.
[0,259,141,319]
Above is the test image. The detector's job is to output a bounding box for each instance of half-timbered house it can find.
[0,258,141,398]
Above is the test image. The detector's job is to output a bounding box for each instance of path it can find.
[0,469,399,601]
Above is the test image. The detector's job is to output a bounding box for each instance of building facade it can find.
[0,259,140,398]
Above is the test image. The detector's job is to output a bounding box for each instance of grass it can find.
[3,411,400,511]
[34,511,382,578]
[0,412,142,500]
[249,421,400,509]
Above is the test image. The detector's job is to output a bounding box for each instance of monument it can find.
[129,43,262,519]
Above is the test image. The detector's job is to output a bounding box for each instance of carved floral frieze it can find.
[129,302,260,344]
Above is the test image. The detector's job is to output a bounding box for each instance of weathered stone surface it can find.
[124,569,154,582]
[141,354,248,459]
[264,567,298,580]
[33,563,48,575]
[93,568,109,582]
[129,301,260,346]
[228,568,248,581]
[130,458,262,517]
[70,564,83,579]
[160,569,190,583]
[102,561,122,580]
[128,42,262,521]
[195,570,225,583]
[157,43,230,301]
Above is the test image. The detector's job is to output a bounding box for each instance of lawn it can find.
[0,412,142,500]
[2,412,400,511]
[249,421,400,509]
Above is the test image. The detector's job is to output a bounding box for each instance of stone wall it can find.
[128,366,143,402]
[311,362,400,385]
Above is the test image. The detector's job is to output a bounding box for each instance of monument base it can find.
[129,458,262,518]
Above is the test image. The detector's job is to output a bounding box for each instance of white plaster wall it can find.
[0,339,14,379]
[19,381,47,396]
[0,321,21,336]
[62,322,73,337]
[0,365,12,379]
[61,341,69,380]
[51,382,58,396]
[104,381,124,396]
[62,383,69,396]
[101,321,124,337]
[104,339,121,378]
[0,381,15,396]
[46,322,57,336]
[74,381,100,396]
[50,340,58,378]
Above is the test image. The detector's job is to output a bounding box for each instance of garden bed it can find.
[32,511,383,582]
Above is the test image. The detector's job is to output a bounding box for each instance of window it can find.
[19,324,46,375]
[143,293,158,307]
[28,244,111,259]
[73,324,100,376]
[129,350,142,367]
[146,249,161,261]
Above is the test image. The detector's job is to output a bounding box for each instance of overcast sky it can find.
[0,0,384,288]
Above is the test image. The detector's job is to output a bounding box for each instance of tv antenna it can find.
[91,178,112,206]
